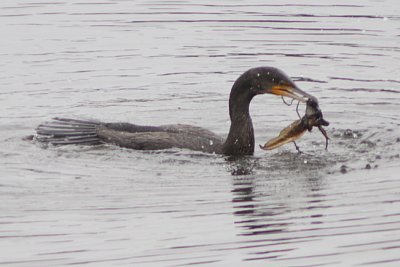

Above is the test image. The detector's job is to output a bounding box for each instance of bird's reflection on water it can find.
[226,157,329,260]
[226,154,329,256]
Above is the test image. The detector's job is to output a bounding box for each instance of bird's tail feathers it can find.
[35,117,103,146]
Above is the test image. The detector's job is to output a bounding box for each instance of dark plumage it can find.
[35,67,314,155]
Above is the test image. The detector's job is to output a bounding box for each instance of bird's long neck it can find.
[222,81,255,155]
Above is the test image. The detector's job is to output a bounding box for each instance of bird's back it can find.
[35,118,224,153]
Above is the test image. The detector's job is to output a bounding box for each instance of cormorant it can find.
[35,67,315,156]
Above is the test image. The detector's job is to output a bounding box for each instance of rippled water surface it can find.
[1,0,400,266]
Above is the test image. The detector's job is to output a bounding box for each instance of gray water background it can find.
[1,0,400,266]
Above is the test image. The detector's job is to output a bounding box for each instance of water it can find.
[1,0,400,266]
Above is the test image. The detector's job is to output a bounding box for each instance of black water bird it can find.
[35,67,315,156]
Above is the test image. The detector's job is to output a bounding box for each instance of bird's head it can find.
[236,67,316,103]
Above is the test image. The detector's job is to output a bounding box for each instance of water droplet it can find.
[257,73,260,77]
[209,140,213,146]
[340,165,348,174]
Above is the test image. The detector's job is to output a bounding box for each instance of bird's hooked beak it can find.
[269,84,317,103]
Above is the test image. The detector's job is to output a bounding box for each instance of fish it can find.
[260,118,307,150]
[260,99,330,151]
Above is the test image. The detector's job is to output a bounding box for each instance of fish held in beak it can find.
[260,99,330,151]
